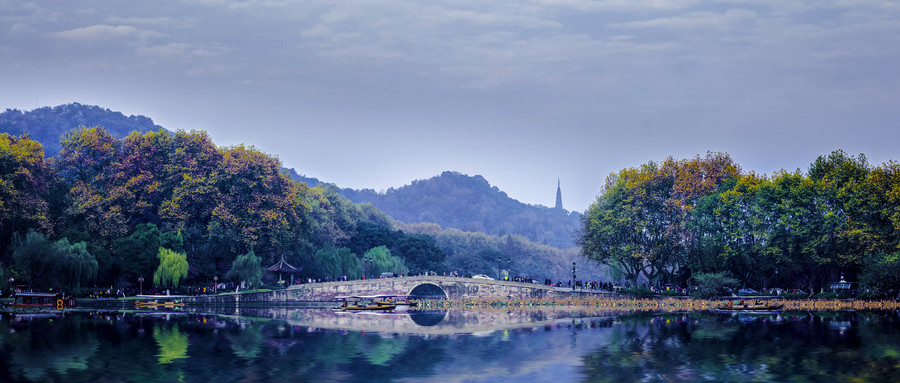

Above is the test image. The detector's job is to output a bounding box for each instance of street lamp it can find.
[213,275,218,294]
[8,277,13,295]
[138,276,144,296]
[572,262,576,290]
[498,257,502,280]
[507,258,511,281]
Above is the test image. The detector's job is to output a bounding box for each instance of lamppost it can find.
[507,258,511,281]
[213,275,218,294]
[138,276,144,296]
[8,277,13,295]
[498,257,502,280]
[572,262,576,290]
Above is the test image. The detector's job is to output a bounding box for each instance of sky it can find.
[2,1,898,212]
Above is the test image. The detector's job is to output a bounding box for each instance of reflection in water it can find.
[226,324,263,360]
[153,324,189,364]
[2,314,99,381]
[408,310,447,326]
[0,310,898,382]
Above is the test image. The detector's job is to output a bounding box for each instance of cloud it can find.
[54,24,139,40]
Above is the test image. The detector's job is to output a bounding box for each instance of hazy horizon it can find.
[3,1,898,211]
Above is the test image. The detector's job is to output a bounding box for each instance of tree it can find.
[225,250,263,289]
[307,246,360,280]
[9,230,96,291]
[113,224,182,287]
[153,248,188,289]
[691,271,739,299]
[0,134,55,258]
[11,230,62,289]
[859,252,900,298]
[55,239,98,291]
[363,246,408,277]
[393,234,446,273]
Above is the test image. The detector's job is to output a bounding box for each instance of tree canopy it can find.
[580,151,900,296]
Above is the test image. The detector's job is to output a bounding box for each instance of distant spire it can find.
[555,179,563,210]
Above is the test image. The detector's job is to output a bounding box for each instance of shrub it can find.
[690,272,739,299]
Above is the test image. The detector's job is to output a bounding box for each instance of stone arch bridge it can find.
[184,276,608,306]
[282,276,606,301]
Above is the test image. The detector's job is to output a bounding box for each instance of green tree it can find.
[308,246,360,280]
[153,247,188,289]
[55,239,98,291]
[393,234,446,273]
[10,230,96,291]
[691,271,739,299]
[225,250,263,289]
[112,224,182,287]
[0,134,55,258]
[363,246,408,277]
[859,252,900,297]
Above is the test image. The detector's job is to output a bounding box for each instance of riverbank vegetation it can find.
[579,151,900,298]
[1,126,594,294]
[1,128,448,292]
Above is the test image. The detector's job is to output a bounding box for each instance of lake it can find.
[1,307,899,382]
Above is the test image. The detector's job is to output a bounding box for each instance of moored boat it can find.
[334,295,420,311]
[7,292,75,309]
[135,295,187,309]
[716,296,784,311]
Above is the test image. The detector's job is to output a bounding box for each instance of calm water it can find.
[1,308,899,382]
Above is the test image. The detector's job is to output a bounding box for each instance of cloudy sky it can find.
[2,0,898,211]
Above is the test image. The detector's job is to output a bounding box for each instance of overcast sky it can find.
[2,1,898,211]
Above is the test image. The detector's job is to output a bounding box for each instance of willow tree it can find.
[226,250,263,289]
[363,246,408,277]
[153,247,188,289]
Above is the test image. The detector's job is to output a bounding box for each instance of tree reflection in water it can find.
[582,312,900,382]
[0,310,898,382]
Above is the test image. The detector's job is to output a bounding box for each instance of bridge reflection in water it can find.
[189,306,611,335]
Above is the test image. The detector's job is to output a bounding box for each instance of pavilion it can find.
[266,255,301,285]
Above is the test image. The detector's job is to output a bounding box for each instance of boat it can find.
[334,295,419,311]
[135,295,187,309]
[715,296,784,311]
[7,292,75,309]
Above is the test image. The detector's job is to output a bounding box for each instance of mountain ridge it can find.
[283,169,581,249]
[0,103,164,156]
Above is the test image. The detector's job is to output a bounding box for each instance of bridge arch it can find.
[409,283,447,300]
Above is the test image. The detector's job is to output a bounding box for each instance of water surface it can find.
[1,308,898,382]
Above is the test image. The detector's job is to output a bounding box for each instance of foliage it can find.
[308,246,360,280]
[0,134,55,259]
[9,230,97,291]
[153,248,188,289]
[392,234,446,273]
[859,252,900,295]
[362,246,408,277]
[225,250,263,289]
[618,286,654,298]
[581,150,900,294]
[690,272,739,299]
[0,103,163,157]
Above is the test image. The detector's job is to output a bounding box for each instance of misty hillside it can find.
[284,170,582,249]
[0,103,163,156]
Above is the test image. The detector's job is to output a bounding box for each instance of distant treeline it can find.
[0,103,163,157]
[579,152,900,297]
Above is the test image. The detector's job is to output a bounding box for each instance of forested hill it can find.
[322,171,582,249]
[0,103,163,156]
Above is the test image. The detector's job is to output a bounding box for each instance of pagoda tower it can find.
[555,179,563,210]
